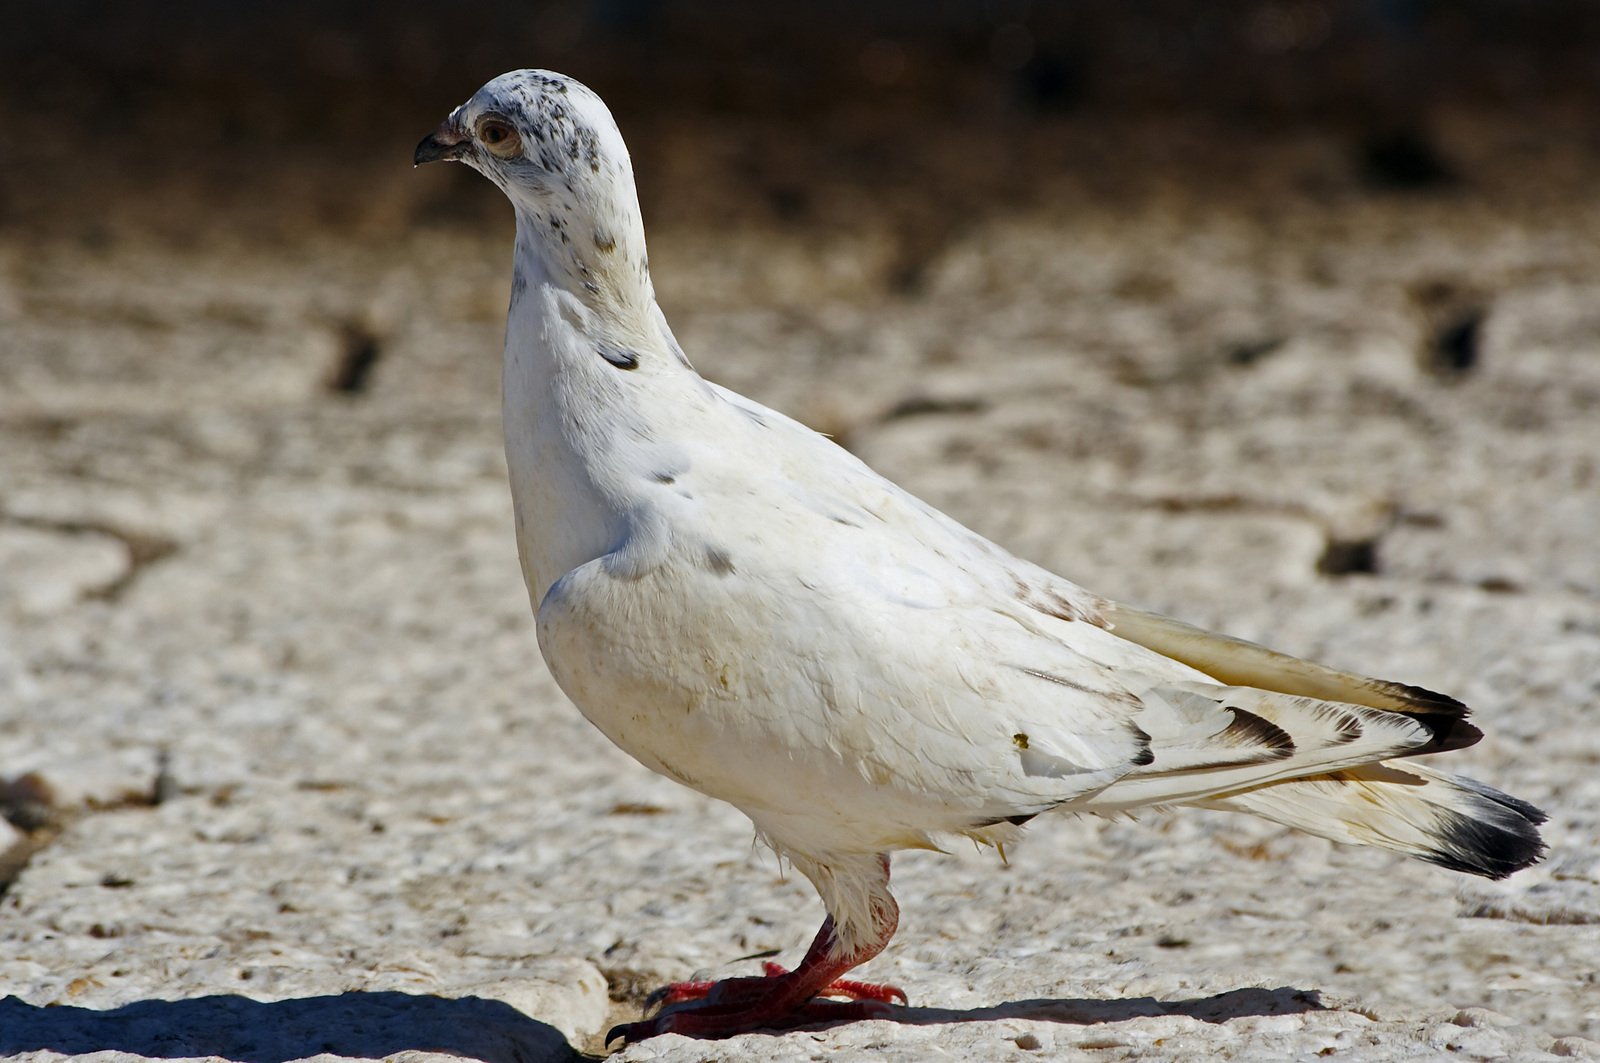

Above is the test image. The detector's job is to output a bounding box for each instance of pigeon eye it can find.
[476,118,522,158]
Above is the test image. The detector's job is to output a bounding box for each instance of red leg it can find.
[645,959,905,1010]
[610,857,903,1042]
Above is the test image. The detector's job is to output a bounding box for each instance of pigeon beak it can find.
[414,121,469,166]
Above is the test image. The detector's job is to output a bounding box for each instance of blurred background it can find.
[5,0,1600,243]
[3,3,1600,1051]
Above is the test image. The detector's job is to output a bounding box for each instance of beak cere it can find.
[414,121,469,165]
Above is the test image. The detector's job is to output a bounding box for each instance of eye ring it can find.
[475,117,522,159]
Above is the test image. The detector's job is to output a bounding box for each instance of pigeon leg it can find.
[612,861,903,1042]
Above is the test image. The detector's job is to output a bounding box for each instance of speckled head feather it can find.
[417,69,653,319]
[431,71,630,194]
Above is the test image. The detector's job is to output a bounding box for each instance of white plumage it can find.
[414,70,1545,1041]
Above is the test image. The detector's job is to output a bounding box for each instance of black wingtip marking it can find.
[1403,712,1483,754]
[1454,774,1550,827]
[1219,708,1297,760]
[1364,679,1481,756]
[1377,680,1469,716]
[1424,794,1548,880]
[1130,724,1155,766]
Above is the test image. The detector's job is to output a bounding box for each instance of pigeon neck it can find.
[511,204,654,328]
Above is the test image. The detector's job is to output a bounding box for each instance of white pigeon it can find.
[414,70,1545,1041]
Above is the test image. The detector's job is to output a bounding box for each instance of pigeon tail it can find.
[1198,762,1547,879]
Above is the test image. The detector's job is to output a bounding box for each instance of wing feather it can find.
[1102,601,1474,722]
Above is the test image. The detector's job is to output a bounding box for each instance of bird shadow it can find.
[657,985,1329,1041]
[0,984,1328,1058]
[0,991,579,1063]
[883,984,1328,1027]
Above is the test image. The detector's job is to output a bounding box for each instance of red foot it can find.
[761,961,907,1005]
[647,962,906,1009]
[613,860,903,1043]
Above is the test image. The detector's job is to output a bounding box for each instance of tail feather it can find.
[1085,601,1544,879]
[1197,762,1547,880]
[1103,602,1471,718]
[1080,684,1481,811]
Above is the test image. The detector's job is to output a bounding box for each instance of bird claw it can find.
[644,977,719,1009]
[759,961,908,1005]
[817,977,908,1005]
[640,963,906,1015]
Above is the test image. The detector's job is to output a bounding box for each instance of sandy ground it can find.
[2,107,1599,1061]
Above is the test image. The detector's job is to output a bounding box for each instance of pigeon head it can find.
[415,70,631,198]
[416,70,651,310]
